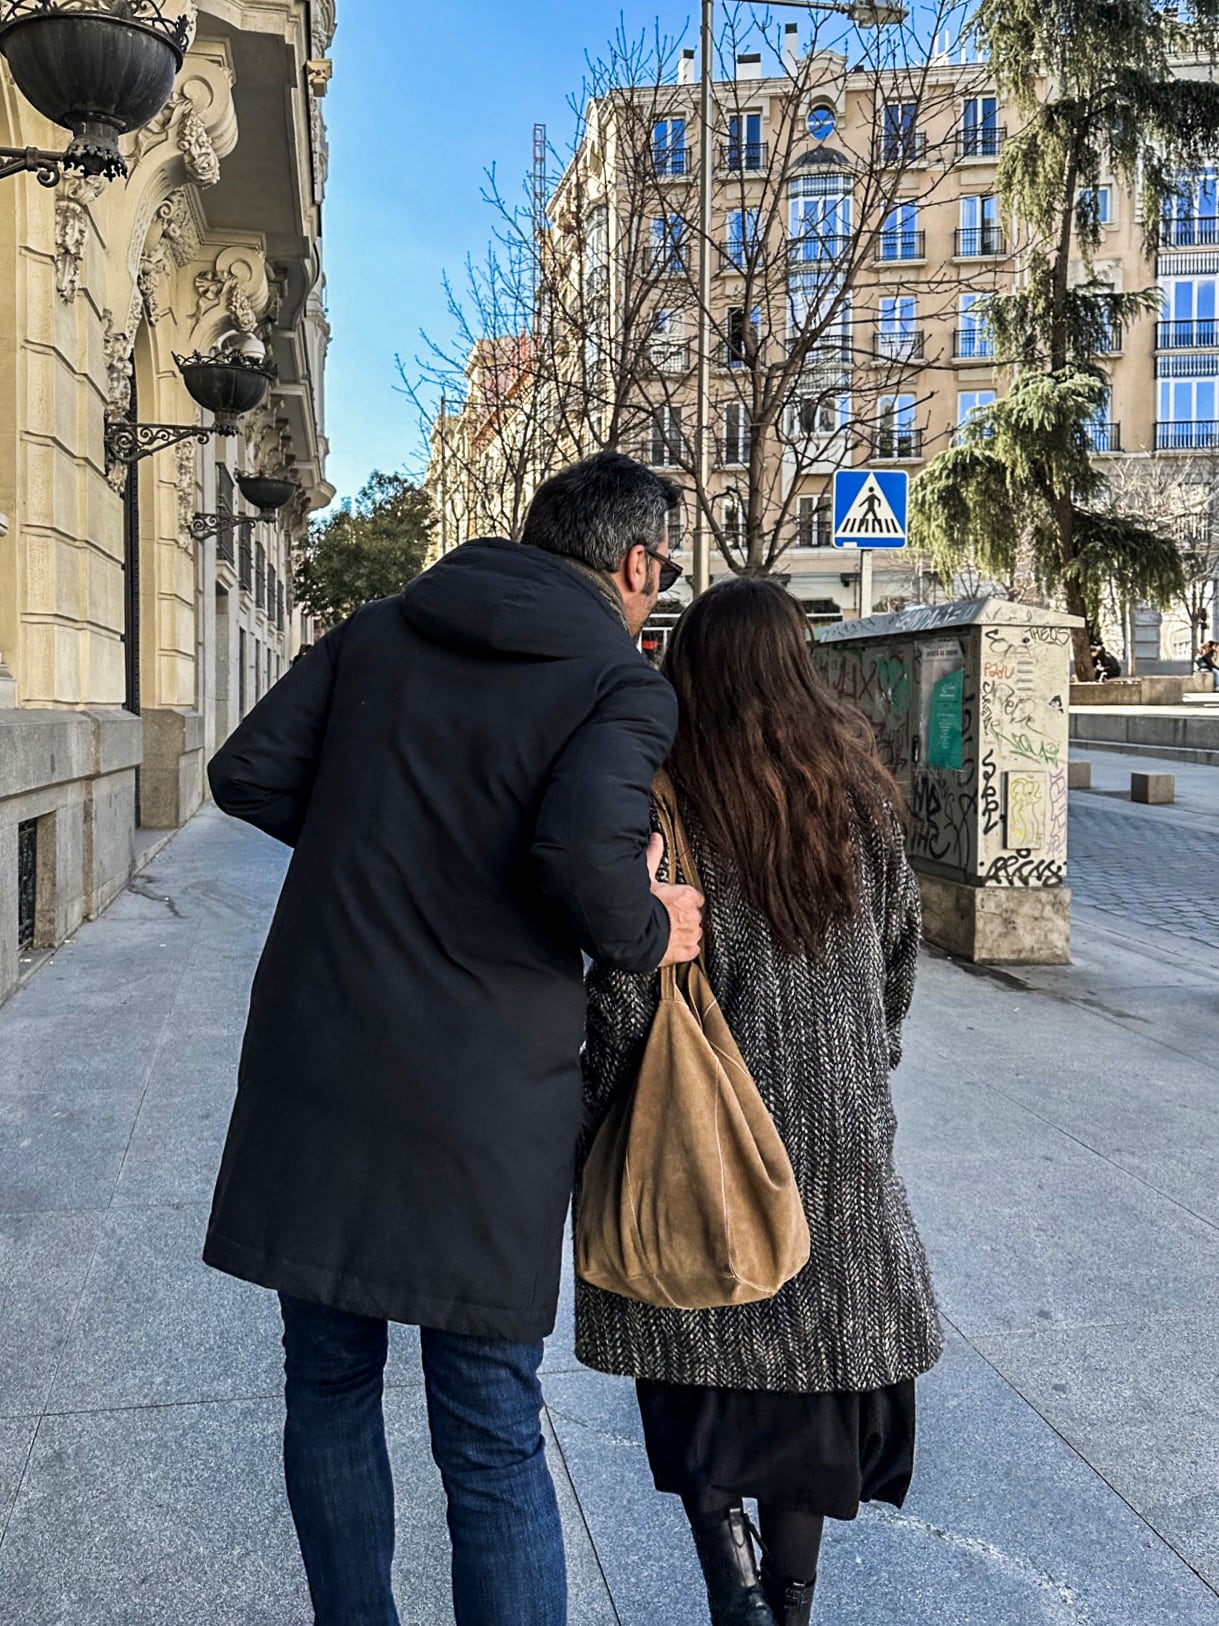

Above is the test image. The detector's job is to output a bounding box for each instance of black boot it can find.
[760,1561,816,1626]
[688,1507,778,1625]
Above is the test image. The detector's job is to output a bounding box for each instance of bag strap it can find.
[651,770,704,995]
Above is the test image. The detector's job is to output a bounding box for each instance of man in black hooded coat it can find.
[203,454,702,1626]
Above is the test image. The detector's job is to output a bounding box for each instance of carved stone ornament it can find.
[179,99,221,187]
[102,310,136,493]
[54,176,104,303]
[137,190,200,325]
[176,439,198,550]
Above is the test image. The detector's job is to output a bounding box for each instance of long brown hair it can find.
[663,578,900,957]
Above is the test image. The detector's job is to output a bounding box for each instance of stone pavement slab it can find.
[0,805,1216,1623]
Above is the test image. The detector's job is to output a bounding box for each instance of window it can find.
[788,270,849,346]
[653,118,687,176]
[1087,390,1116,451]
[882,102,919,163]
[649,309,688,372]
[723,402,751,465]
[807,105,836,141]
[1161,276,1218,348]
[957,194,1001,256]
[957,293,993,358]
[878,296,919,360]
[957,389,997,438]
[790,174,851,262]
[649,404,683,466]
[725,306,761,367]
[721,492,745,547]
[878,394,918,458]
[1163,169,1219,246]
[796,493,833,548]
[667,499,683,552]
[727,111,764,171]
[1159,376,1217,429]
[586,206,608,293]
[879,201,920,260]
[1078,185,1112,227]
[726,208,760,270]
[961,95,1000,157]
[789,392,845,439]
[651,214,685,273]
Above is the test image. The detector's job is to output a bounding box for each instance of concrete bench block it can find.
[1131,772,1175,805]
[1068,761,1092,789]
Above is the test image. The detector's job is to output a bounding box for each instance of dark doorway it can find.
[17,819,37,952]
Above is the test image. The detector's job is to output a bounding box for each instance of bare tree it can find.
[1097,452,1219,666]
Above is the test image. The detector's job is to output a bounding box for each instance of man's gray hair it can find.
[522,451,681,571]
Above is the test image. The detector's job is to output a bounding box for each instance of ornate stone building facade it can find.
[0,0,335,1004]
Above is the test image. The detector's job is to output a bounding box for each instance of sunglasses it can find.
[644,547,684,594]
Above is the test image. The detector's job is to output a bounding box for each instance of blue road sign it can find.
[833,469,909,549]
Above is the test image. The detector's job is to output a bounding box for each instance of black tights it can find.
[682,1491,825,1586]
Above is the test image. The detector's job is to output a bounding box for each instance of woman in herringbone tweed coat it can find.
[575,579,942,1626]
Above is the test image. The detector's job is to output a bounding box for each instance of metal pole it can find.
[439,392,449,557]
[859,548,874,619]
[693,0,715,597]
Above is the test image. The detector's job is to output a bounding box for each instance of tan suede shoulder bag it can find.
[575,771,812,1311]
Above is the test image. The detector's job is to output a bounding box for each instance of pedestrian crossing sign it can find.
[832,469,909,549]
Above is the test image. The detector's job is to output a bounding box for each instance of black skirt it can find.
[635,1379,916,1521]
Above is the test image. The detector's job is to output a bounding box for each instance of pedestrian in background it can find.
[1196,638,1219,690]
[205,451,704,1626]
[575,579,941,1626]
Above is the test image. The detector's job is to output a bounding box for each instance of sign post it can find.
[833,469,909,619]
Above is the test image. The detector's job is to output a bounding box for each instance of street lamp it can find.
[692,0,908,595]
[105,348,277,470]
[0,1,190,187]
[189,473,300,546]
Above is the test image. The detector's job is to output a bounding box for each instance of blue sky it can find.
[323,1,685,506]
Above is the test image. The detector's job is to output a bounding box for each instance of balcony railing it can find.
[954,327,996,360]
[880,130,927,166]
[876,230,926,262]
[957,126,1005,159]
[238,538,252,593]
[1156,420,1219,450]
[1088,421,1122,453]
[875,427,924,460]
[954,226,1007,258]
[723,239,760,271]
[216,519,235,566]
[721,141,768,173]
[1157,319,1219,349]
[720,437,753,467]
[653,149,689,178]
[276,583,286,632]
[646,341,691,374]
[789,235,851,264]
[1160,216,1219,248]
[255,545,266,612]
[874,328,925,362]
[788,333,853,365]
[641,436,683,468]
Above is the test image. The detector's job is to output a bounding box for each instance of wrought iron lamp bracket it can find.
[188,509,260,543]
[104,417,235,471]
[0,144,66,186]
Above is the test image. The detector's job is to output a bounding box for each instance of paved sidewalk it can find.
[1,803,1217,1625]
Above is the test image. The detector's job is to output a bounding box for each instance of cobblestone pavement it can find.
[1068,751,1218,946]
[0,797,1217,1625]
[1069,805,1214,940]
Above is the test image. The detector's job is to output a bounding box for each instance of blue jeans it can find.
[280,1295,567,1626]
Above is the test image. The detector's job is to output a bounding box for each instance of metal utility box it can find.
[814,599,1081,964]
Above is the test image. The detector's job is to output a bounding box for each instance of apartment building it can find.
[0,1,336,1004]
[427,34,1218,663]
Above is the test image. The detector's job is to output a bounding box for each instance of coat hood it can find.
[400,539,629,659]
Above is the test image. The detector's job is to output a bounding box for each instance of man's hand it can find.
[647,833,704,967]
